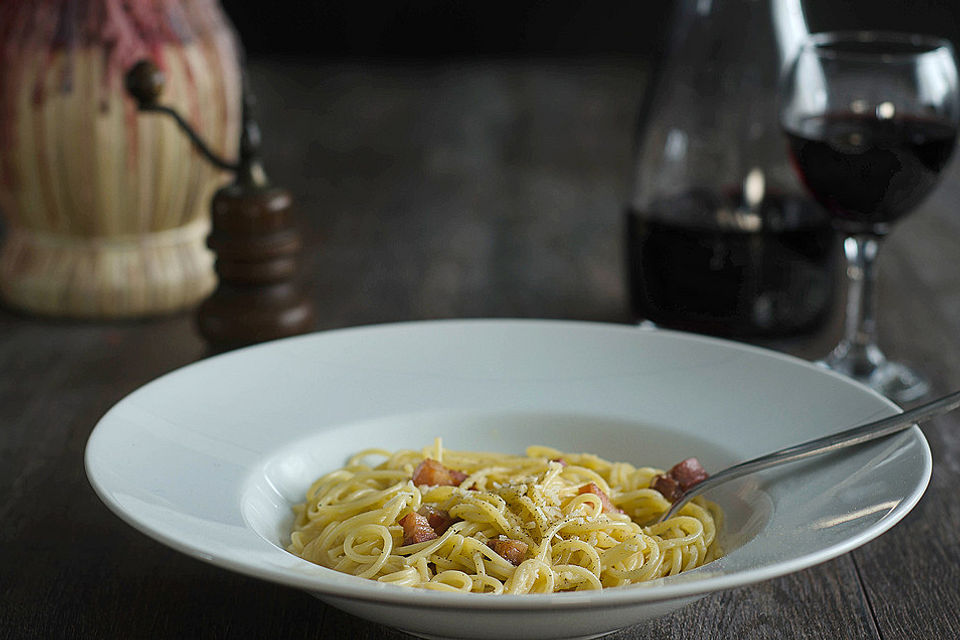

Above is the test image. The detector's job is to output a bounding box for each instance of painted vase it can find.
[0,0,242,317]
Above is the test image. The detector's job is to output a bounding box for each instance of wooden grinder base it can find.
[197,183,316,350]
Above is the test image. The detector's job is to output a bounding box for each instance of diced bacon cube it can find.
[578,482,623,514]
[651,457,709,502]
[411,458,468,487]
[651,473,683,502]
[399,512,438,545]
[417,505,456,535]
[669,457,709,491]
[486,536,528,566]
[550,457,568,467]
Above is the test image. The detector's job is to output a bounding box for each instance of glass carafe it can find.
[625,0,837,337]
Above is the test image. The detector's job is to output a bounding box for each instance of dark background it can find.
[221,0,960,59]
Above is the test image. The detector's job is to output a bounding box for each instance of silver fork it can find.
[658,389,960,522]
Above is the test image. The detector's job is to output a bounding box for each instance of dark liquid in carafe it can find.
[625,190,837,337]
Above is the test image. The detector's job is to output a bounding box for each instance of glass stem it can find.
[837,234,886,376]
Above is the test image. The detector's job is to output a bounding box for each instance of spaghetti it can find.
[287,440,721,594]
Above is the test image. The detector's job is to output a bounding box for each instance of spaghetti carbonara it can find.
[287,440,721,594]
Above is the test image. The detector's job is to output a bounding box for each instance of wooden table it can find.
[2,58,958,639]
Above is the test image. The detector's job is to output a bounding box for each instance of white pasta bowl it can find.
[85,319,930,640]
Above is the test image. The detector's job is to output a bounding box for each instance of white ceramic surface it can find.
[85,320,931,640]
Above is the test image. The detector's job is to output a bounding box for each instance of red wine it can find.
[625,191,836,337]
[785,114,957,233]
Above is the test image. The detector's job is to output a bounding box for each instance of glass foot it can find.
[817,342,930,403]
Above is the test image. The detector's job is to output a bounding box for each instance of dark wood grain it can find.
[2,57,959,639]
[847,170,960,639]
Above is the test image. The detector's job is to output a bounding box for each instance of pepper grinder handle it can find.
[125,60,317,351]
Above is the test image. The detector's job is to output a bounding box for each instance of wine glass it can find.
[779,32,960,403]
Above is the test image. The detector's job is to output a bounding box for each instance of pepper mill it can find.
[125,60,316,351]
